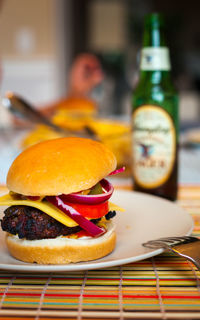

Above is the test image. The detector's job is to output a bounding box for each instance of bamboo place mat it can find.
[0,185,200,320]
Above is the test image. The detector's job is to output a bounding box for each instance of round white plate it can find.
[0,190,193,272]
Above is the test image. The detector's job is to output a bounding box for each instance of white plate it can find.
[0,190,193,272]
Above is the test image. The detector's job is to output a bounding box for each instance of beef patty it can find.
[1,206,101,240]
[1,206,115,240]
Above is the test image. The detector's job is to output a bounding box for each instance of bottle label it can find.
[132,105,176,189]
[140,47,171,71]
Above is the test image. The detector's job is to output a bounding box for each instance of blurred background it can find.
[0,0,200,124]
[0,0,200,185]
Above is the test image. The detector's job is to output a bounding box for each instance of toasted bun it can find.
[7,137,117,196]
[57,97,97,112]
[5,224,116,264]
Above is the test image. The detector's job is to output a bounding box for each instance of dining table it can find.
[0,126,200,320]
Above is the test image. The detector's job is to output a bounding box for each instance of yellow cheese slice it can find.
[0,194,124,227]
[109,202,125,212]
[0,194,78,227]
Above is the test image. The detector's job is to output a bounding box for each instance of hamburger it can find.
[0,137,124,264]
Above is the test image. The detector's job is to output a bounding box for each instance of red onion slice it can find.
[61,178,113,205]
[46,196,105,237]
[109,166,125,176]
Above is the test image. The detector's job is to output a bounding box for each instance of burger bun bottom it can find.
[5,222,116,264]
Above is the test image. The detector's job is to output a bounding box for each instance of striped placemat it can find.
[0,185,199,320]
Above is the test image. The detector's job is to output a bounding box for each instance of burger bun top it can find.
[7,137,117,196]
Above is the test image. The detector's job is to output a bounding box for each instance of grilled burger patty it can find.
[1,205,115,240]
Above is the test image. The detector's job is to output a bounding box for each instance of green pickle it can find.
[131,13,179,201]
[89,183,103,195]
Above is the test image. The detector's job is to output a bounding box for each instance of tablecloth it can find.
[0,185,200,320]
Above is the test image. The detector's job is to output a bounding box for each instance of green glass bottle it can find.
[131,13,179,201]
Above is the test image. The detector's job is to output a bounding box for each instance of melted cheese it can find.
[0,194,124,227]
[0,194,77,227]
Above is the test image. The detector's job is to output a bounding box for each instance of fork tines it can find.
[143,236,198,249]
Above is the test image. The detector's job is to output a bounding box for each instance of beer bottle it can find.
[131,13,178,201]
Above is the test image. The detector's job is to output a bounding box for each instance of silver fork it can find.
[143,236,200,270]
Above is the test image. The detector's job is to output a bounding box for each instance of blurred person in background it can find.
[40,53,104,118]
[8,53,104,131]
